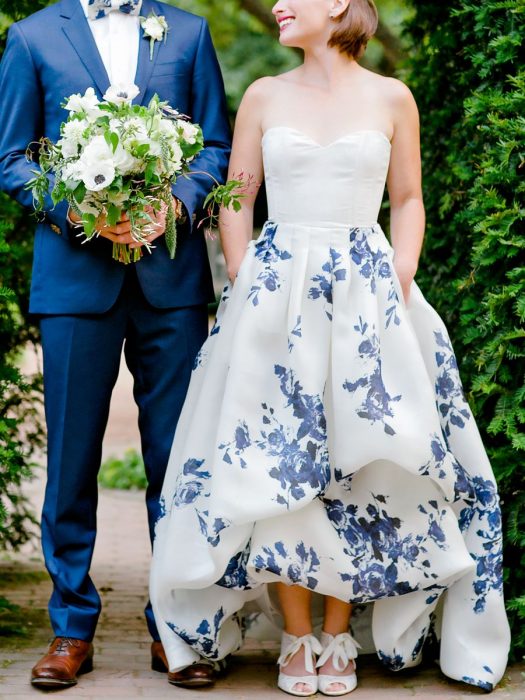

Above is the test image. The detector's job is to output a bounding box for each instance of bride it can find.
[150,0,510,695]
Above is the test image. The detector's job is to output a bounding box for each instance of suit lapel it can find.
[134,0,165,105]
[60,0,110,97]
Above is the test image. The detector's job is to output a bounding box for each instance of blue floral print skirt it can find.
[150,221,510,691]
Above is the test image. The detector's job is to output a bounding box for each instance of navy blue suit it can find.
[0,0,231,641]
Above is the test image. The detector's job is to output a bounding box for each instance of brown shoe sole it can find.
[168,676,216,688]
[31,657,93,688]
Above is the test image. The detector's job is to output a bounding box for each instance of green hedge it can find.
[0,0,48,549]
[404,0,524,658]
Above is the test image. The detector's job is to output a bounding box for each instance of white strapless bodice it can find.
[262,127,391,227]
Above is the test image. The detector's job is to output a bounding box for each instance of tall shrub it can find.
[0,0,48,549]
[404,0,524,658]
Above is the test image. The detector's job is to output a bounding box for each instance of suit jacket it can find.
[0,0,231,313]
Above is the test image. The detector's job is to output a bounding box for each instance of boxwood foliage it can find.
[404,1,524,658]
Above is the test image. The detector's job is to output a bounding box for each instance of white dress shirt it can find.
[79,0,140,87]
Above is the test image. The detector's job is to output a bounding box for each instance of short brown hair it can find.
[328,0,379,59]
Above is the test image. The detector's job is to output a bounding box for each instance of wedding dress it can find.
[150,127,510,691]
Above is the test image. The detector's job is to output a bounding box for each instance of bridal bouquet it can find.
[27,85,204,263]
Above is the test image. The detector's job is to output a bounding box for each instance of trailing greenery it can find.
[404,0,524,659]
[98,449,147,490]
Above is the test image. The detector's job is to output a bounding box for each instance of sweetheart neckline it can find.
[262,126,392,150]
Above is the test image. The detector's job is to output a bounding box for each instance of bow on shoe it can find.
[88,0,143,20]
[316,632,361,672]
[278,633,324,673]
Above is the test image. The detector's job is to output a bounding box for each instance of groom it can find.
[0,0,230,690]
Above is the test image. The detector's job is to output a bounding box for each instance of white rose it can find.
[64,87,100,119]
[57,136,80,159]
[61,159,84,183]
[157,118,177,139]
[80,135,114,165]
[112,143,140,175]
[142,17,165,41]
[177,120,199,145]
[81,161,116,192]
[103,83,140,105]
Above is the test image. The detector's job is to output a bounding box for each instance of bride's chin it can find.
[278,33,303,49]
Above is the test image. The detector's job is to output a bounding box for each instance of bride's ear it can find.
[329,0,351,20]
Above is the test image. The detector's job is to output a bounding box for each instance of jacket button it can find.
[50,224,62,235]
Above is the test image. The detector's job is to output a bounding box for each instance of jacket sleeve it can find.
[171,19,232,226]
[0,22,70,237]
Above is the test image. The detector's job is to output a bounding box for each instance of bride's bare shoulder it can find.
[364,69,417,107]
[242,71,298,102]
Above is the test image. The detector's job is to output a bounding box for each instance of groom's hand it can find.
[129,200,169,250]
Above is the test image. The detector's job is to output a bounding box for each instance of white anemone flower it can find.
[103,84,140,105]
[81,161,116,192]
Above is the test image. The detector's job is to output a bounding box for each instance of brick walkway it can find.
[1,354,524,699]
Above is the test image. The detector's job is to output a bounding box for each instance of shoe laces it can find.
[54,637,80,654]
[278,633,323,674]
[316,632,361,672]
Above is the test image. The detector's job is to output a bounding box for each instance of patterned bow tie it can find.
[87,0,143,21]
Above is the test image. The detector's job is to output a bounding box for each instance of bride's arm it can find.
[219,81,266,283]
[386,81,425,303]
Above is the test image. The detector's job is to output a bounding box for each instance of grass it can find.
[0,569,49,651]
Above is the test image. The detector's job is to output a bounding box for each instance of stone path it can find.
[1,352,524,699]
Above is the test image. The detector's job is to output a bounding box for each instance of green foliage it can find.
[0,0,47,552]
[404,0,524,659]
[0,213,43,550]
[98,449,147,490]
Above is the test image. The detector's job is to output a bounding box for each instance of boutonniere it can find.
[140,13,169,60]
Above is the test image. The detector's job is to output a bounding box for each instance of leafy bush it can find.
[0,0,48,551]
[0,213,43,550]
[98,449,147,491]
[404,0,524,659]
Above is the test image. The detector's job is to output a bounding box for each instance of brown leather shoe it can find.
[31,637,94,688]
[151,641,168,673]
[168,661,217,688]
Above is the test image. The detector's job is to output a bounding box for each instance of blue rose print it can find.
[248,223,292,306]
[434,331,471,437]
[254,540,321,590]
[308,248,347,320]
[458,477,503,613]
[167,607,225,659]
[343,317,401,435]
[326,493,449,602]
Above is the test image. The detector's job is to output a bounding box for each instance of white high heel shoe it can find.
[316,631,361,696]
[277,631,323,697]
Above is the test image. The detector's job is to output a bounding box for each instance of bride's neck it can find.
[300,46,358,88]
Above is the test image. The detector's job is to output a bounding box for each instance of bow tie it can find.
[87,0,143,21]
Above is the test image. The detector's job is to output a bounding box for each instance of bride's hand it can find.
[393,256,418,305]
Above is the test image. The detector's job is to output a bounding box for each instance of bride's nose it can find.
[272,2,286,17]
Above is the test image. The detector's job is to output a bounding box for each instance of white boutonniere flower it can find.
[140,13,169,60]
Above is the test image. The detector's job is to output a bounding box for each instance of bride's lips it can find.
[278,16,296,32]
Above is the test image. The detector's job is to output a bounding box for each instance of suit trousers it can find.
[39,265,208,641]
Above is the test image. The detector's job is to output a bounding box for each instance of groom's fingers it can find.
[129,229,165,249]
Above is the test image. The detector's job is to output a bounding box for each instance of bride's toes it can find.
[316,632,359,696]
[277,632,322,697]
